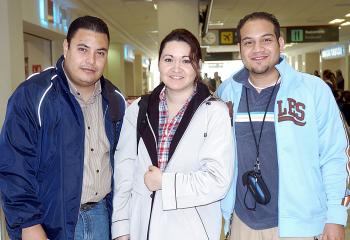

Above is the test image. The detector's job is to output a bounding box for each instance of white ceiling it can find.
[61,0,350,58]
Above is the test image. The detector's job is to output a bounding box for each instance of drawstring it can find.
[204,102,209,137]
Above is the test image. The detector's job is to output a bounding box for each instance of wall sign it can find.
[321,45,345,59]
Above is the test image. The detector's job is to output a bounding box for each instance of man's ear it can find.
[63,39,68,58]
[238,43,242,59]
[278,37,285,53]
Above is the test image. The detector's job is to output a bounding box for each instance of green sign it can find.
[291,29,304,42]
[286,26,339,43]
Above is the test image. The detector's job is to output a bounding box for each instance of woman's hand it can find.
[144,166,162,191]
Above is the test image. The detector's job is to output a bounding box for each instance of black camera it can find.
[242,170,271,205]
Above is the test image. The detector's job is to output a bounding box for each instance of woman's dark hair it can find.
[159,29,202,82]
[66,15,110,46]
[236,12,280,43]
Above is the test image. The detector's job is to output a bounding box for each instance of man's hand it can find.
[22,224,47,240]
[114,234,130,240]
[321,223,345,240]
[144,165,162,191]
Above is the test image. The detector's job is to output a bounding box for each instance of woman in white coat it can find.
[111,29,234,240]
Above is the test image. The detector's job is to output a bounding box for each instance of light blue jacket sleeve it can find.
[315,80,349,225]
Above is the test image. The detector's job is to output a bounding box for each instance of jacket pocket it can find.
[165,206,209,239]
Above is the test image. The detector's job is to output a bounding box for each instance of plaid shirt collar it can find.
[157,85,197,170]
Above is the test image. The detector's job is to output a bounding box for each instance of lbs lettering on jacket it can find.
[0,55,126,240]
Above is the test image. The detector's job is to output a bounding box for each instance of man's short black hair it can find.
[236,12,280,43]
[66,15,110,46]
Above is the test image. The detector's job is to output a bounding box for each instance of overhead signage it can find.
[202,30,219,45]
[286,26,339,43]
[204,51,240,61]
[219,29,235,45]
[203,26,339,46]
[321,45,345,59]
[202,29,237,46]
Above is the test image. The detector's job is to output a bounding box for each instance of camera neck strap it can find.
[243,77,279,211]
[245,77,279,173]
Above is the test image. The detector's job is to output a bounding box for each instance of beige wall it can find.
[304,52,320,75]
[134,54,143,96]
[24,33,52,75]
[0,0,25,128]
[125,61,135,97]
[322,58,342,73]
[106,42,126,94]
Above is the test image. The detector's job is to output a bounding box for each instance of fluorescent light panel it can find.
[340,21,350,26]
[209,21,223,26]
[329,19,345,24]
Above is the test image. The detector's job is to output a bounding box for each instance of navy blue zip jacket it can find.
[0,56,126,239]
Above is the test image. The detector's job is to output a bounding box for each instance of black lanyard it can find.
[245,79,279,173]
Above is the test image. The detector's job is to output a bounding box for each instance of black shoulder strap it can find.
[137,94,150,154]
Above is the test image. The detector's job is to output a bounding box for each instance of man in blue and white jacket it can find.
[218,12,349,240]
[0,16,125,240]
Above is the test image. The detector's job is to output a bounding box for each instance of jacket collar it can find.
[141,82,211,167]
[231,55,301,90]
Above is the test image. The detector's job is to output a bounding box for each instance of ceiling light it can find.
[209,21,224,26]
[329,19,345,24]
[153,3,157,10]
[284,43,296,48]
[340,21,350,26]
[346,13,350,17]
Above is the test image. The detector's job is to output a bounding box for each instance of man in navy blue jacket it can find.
[0,16,125,240]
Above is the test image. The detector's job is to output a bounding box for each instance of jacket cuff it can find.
[162,172,177,210]
[8,218,44,240]
[326,204,348,226]
[111,219,130,239]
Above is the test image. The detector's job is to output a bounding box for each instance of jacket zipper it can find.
[145,97,211,239]
[146,97,210,240]
[195,207,209,239]
[164,96,211,170]
[146,113,157,240]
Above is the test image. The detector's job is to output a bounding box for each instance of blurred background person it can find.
[322,69,337,91]
[336,69,345,90]
[314,70,321,78]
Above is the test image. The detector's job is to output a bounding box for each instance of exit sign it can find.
[291,29,304,42]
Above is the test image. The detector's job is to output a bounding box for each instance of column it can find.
[158,0,199,42]
[124,61,135,97]
[106,43,126,94]
[304,52,320,75]
[297,54,303,72]
[0,0,25,127]
[134,53,143,96]
[344,56,349,90]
